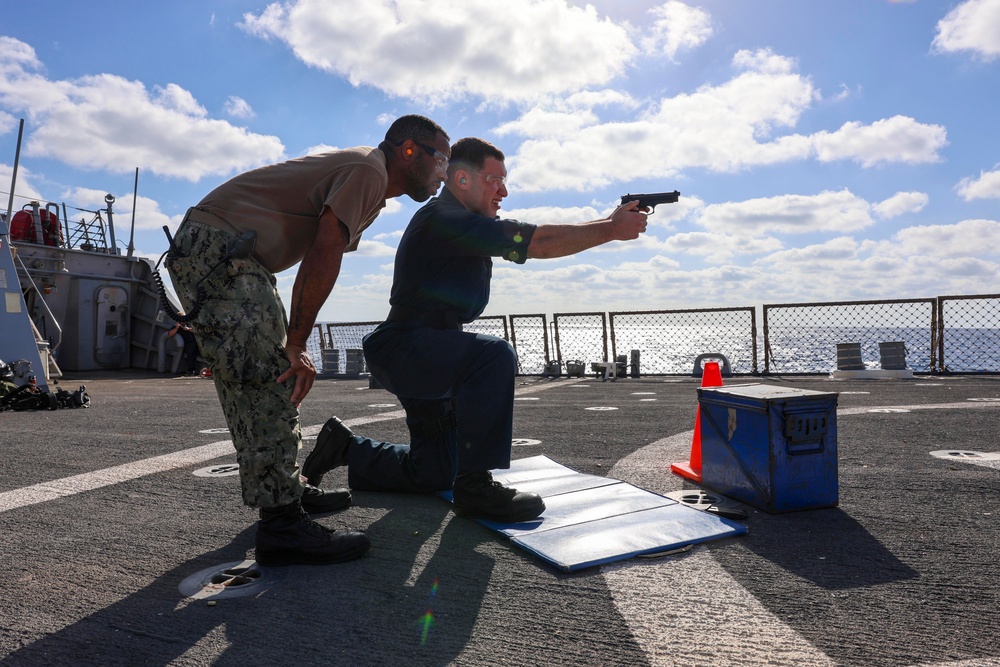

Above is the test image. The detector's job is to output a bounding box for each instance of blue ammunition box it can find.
[697,384,839,513]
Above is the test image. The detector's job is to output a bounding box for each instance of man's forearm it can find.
[526,220,614,259]
[286,210,350,347]
[286,256,342,347]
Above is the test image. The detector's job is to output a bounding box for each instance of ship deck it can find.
[1,371,998,667]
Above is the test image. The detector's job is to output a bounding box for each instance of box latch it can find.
[784,412,828,452]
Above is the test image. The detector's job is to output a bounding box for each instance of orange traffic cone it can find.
[671,360,724,483]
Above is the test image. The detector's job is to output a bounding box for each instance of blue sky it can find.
[2,0,998,322]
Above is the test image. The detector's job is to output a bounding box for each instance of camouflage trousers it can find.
[166,216,305,509]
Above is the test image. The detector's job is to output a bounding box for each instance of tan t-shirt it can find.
[198,147,388,273]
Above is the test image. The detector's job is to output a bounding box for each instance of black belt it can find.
[386,305,462,330]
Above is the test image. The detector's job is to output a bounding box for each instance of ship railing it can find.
[308,294,1000,376]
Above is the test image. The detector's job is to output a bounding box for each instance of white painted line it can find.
[0,381,568,514]
[0,440,233,513]
[838,402,1000,416]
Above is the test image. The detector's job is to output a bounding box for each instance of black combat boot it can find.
[302,417,352,486]
[452,471,546,523]
[255,501,370,566]
[300,483,352,513]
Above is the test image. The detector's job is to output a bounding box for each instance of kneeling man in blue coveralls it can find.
[303,137,648,522]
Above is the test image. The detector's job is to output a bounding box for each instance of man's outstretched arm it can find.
[526,200,648,259]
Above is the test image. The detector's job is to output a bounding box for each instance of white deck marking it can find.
[0,382,571,514]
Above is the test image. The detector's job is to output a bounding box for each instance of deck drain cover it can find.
[512,438,541,447]
[179,559,287,600]
[193,463,240,477]
[666,489,724,510]
[665,490,747,520]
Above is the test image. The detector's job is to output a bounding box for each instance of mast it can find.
[3,119,24,233]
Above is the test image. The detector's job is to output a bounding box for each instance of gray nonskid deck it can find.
[1,372,998,667]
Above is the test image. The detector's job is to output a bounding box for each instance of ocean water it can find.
[308,321,1000,375]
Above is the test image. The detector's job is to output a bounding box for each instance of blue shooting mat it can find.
[441,455,747,572]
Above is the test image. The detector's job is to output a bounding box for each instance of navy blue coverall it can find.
[348,187,536,493]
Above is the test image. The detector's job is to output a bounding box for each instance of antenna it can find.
[3,119,24,235]
[127,167,138,258]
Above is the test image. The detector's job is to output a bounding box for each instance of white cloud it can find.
[318,270,399,320]
[732,47,796,76]
[757,236,861,265]
[62,187,178,233]
[352,238,398,257]
[302,143,340,156]
[697,190,874,234]
[882,218,1000,259]
[640,1,713,60]
[506,50,946,191]
[957,166,1000,200]
[0,162,45,203]
[241,0,637,103]
[661,231,783,260]
[932,0,1000,62]
[873,191,929,219]
[0,36,41,72]
[0,109,15,133]
[0,37,285,181]
[829,83,856,103]
[501,205,604,225]
[749,220,1000,301]
[371,229,403,242]
[329,209,1000,318]
[224,96,255,119]
[495,108,600,141]
[493,90,638,140]
[155,83,206,116]
[381,198,405,215]
[811,116,947,167]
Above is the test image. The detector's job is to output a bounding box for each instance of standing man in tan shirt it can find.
[166,115,450,566]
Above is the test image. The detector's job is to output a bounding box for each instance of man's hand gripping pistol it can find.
[620,190,680,212]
